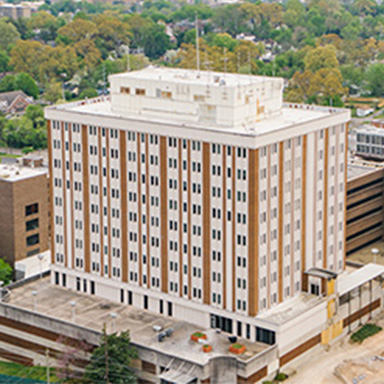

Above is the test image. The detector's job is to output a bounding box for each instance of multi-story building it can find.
[352,124,384,161]
[0,1,42,20]
[0,162,49,266]
[347,162,384,255]
[45,67,350,341]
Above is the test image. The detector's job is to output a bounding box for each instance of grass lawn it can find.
[0,361,59,382]
[351,323,382,343]
[375,111,384,119]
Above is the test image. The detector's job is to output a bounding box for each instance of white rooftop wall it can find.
[110,67,284,129]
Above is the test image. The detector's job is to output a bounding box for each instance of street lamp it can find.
[32,290,38,312]
[37,254,44,284]
[372,248,380,264]
[70,301,76,323]
[110,312,117,333]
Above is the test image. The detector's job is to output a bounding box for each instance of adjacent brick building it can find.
[0,163,49,266]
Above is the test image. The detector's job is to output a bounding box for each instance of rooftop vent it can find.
[158,332,166,342]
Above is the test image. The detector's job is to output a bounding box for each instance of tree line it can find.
[0,0,383,150]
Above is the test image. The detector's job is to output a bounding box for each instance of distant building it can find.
[352,124,384,160]
[0,161,49,267]
[0,1,43,20]
[0,90,32,116]
[356,105,374,117]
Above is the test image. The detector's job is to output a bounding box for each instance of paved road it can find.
[285,315,384,383]
[350,109,384,127]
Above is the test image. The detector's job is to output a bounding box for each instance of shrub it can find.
[275,372,288,381]
[351,324,382,343]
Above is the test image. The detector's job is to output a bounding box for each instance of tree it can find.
[304,44,339,72]
[0,20,20,50]
[73,38,101,70]
[366,63,384,96]
[210,33,238,51]
[27,10,61,42]
[84,329,137,384]
[93,13,131,54]
[44,81,63,103]
[56,335,92,383]
[15,73,39,99]
[0,50,10,73]
[9,40,46,82]
[0,75,15,93]
[0,259,12,285]
[79,88,98,99]
[57,18,96,45]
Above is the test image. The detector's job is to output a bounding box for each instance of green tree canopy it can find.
[366,63,384,96]
[0,259,12,285]
[0,19,20,50]
[85,330,137,384]
[15,73,39,99]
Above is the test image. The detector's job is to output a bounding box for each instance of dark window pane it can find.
[25,203,38,216]
[26,234,39,247]
[26,218,39,231]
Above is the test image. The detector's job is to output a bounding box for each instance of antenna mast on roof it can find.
[248,50,251,74]
[223,47,228,75]
[127,44,130,72]
[195,12,200,75]
[102,63,106,95]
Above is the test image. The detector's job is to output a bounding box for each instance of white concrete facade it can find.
[45,68,350,345]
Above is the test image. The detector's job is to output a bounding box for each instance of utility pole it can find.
[127,44,130,72]
[46,349,50,384]
[102,63,106,95]
[195,12,200,74]
[223,47,228,74]
[103,324,110,384]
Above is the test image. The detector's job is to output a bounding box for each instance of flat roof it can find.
[110,66,281,88]
[257,293,323,325]
[347,164,379,180]
[338,264,384,296]
[48,98,345,139]
[0,164,46,182]
[7,278,269,365]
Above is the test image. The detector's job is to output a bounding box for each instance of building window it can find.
[136,88,146,96]
[25,203,38,216]
[210,314,233,333]
[160,299,164,314]
[62,273,67,287]
[128,290,133,305]
[256,327,276,345]
[144,295,148,310]
[246,324,251,339]
[165,302,172,316]
[26,218,39,232]
[26,234,39,247]
[237,321,242,337]
[55,272,59,285]
[91,281,95,295]
[120,87,130,94]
